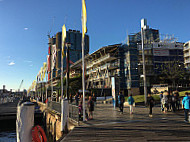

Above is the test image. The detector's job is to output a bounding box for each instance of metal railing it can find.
[47,101,61,113]
[47,101,79,124]
[0,97,14,104]
[69,104,79,124]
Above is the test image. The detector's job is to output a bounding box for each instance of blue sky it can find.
[0,0,190,91]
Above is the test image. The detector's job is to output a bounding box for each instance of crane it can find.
[18,80,23,92]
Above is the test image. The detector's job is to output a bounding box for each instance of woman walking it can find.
[127,94,135,114]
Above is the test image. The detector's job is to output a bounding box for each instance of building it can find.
[70,44,140,96]
[128,19,184,92]
[47,29,89,80]
[184,41,190,71]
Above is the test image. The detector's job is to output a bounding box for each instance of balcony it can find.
[184,46,190,51]
[184,53,190,58]
[138,61,153,65]
[86,54,116,69]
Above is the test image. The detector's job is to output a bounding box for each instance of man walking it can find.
[118,91,125,114]
[147,93,155,117]
[182,92,190,122]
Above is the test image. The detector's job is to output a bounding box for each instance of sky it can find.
[0,0,190,91]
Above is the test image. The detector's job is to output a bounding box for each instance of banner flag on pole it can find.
[43,62,47,79]
[40,67,43,81]
[52,44,57,70]
[81,0,87,122]
[62,24,66,58]
[82,0,87,38]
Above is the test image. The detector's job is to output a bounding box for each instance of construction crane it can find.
[18,80,23,92]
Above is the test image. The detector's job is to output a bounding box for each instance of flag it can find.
[40,67,43,81]
[47,55,50,73]
[62,24,66,58]
[52,44,57,70]
[82,0,87,38]
[43,62,47,79]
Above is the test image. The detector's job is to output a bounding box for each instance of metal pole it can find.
[51,45,53,101]
[82,35,86,121]
[141,27,147,105]
[61,46,64,101]
[66,44,70,101]
[46,72,48,103]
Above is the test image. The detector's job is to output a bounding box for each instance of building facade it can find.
[70,44,140,96]
[47,29,89,80]
[128,19,184,92]
[137,41,184,87]
[184,41,190,71]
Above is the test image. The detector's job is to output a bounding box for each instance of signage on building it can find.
[153,49,169,56]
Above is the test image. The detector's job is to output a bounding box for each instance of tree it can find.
[157,61,185,89]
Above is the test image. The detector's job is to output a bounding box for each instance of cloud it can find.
[24,28,28,30]
[29,64,33,67]
[8,61,15,66]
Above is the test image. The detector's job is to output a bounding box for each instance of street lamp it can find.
[141,19,148,105]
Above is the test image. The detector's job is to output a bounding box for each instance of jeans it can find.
[129,105,133,114]
[120,103,124,113]
[184,109,189,121]
[149,105,153,115]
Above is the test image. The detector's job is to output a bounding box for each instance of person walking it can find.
[147,93,155,117]
[171,93,177,112]
[160,91,164,112]
[175,91,180,111]
[127,94,135,114]
[162,91,168,113]
[75,92,79,106]
[92,93,97,106]
[118,91,125,114]
[182,92,190,122]
[87,96,94,120]
[167,91,172,111]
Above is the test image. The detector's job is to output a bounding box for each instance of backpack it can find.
[120,95,125,103]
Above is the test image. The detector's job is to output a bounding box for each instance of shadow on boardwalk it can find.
[63,103,190,142]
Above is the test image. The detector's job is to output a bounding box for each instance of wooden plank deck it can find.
[62,104,190,142]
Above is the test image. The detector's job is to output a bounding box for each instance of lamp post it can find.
[141,19,148,105]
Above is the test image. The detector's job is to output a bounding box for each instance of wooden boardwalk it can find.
[63,104,190,142]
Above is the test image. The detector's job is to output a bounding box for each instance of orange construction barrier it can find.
[32,125,47,142]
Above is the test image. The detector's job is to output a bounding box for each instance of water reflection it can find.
[0,131,16,142]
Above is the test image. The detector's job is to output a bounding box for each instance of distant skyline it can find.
[0,0,190,90]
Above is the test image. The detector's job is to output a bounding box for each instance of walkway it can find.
[63,103,190,142]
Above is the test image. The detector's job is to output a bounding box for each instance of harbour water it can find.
[0,131,16,142]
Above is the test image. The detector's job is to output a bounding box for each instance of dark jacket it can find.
[147,96,154,107]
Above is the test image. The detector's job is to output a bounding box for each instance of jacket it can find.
[147,96,154,107]
[182,96,190,109]
[118,94,125,104]
[128,96,134,105]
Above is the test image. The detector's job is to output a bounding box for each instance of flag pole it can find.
[61,25,66,100]
[141,19,147,105]
[82,0,87,122]
[51,45,53,101]
[82,32,85,122]
[46,70,48,103]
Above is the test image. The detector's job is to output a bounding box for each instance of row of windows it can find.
[154,56,184,62]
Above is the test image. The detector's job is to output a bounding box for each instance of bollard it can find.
[16,101,34,142]
[61,99,69,133]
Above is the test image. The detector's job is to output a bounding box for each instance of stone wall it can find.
[37,102,76,141]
